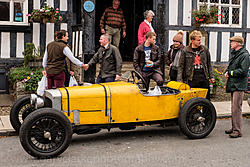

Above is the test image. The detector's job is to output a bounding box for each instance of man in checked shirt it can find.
[177,30,214,100]
[100,0,126,48]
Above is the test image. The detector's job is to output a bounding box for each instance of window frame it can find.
[0,0,29,26]
[197,0,242,28]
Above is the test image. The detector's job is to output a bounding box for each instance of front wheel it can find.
[19,108,72,159]
[178,98,217,139]
[10,95,34,133]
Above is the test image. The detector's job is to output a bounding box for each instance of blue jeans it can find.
[96,76,115,84]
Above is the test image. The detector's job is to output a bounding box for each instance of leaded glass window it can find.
[197,0,241,25]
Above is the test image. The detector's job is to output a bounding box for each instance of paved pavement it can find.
[0,100,249,136]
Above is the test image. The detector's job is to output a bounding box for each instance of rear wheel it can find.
[10,95,34,133]
[19,108,72,159]
[178,98,216,139]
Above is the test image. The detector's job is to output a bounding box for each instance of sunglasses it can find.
[173,40,180,43]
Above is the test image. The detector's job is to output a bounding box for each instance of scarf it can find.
[144,20,154,32]
[171,49,182,70]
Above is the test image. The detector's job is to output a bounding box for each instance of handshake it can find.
[82,64,89,71]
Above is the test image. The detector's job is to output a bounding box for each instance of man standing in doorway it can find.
[83,34,122,84]
[134,31,163,91]
[100,0,126,48]
[177,30,214,100]
[224,36,249,138]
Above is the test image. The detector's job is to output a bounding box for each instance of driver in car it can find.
[133,31,163,91]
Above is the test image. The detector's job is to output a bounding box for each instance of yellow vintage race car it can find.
[17,71,216,159]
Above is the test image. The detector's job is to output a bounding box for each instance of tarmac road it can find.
[0,119,250,167]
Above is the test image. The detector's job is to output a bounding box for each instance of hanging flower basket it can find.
[26,4,63,24]
[191,3,220,27]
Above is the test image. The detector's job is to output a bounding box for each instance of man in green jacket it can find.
[225,36,249,138]
[83,34,122,83]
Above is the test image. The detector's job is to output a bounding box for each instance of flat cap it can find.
[229,36,244,44]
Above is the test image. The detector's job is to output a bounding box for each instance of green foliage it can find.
[210,69,225,93]
[22,43,42,67]
[9,67,43,93]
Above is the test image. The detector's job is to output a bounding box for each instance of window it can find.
[0,0,28,25]
[198,0,241,26]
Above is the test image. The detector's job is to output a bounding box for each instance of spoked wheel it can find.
[178,98,217,139]
[131,71,148,91]
[19,108,72,159]
[10,95,35,133]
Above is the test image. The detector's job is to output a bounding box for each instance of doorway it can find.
[95,0,154,61]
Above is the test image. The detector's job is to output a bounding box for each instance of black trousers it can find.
[169,66,177,81]
[187,69,210,100]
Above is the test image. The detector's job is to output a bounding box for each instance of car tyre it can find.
[19,108,72,159]
[178,97,216,139]
[10,95,34,133]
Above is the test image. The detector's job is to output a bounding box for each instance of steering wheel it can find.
[131,71,148,91]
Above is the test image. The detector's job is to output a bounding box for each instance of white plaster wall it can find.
[221,32,230,62]
[72,32,76,56]
[79,31,83,57]
[234,32,242,37]
[183,0,192,26]
[182,31,187,46]
[60,23,67,31]
[1,32,10,58]
[33,0,40,9]
[32,23,40,49]
[60,0,67,11]
[247,0,250,28]
[16,33,24,58]
[209,32,218,62]
[72,31,78,56]
[169,0,178,25]
[246,33,250,52]
[47,0,54,8]
[168,30,177,49]
[46,23,55,46]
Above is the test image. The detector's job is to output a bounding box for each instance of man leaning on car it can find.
[83,34,122,83]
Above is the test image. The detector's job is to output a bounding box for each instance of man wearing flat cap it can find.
[224,36,249,138]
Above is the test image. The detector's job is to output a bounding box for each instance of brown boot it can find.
[229,131,242,138]
[225,129,233,134]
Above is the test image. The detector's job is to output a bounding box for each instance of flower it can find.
[27,5,63,23]
[210,68,225,93]
[192,3,220,25]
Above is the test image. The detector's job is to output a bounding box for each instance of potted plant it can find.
[22,43,43,67]
[26,4,63,23]
[9,67,43,95]
[210,68,225,95]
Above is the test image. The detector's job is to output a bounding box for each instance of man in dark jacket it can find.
[83,34,122,83]
[177,30,214,100]
[224,36,249,138]
[133,31,163,90]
